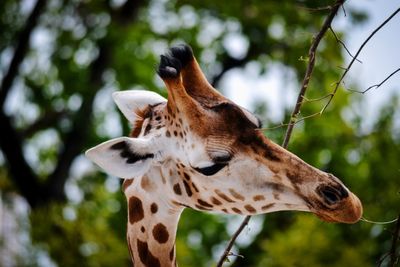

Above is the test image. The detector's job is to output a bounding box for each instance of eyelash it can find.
[194,162,228,176]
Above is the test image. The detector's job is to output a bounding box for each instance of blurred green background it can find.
[0,0,399,266]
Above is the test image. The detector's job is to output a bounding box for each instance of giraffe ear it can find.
[112,90,166,124]
[85,137,155,179]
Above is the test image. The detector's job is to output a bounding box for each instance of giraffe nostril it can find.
[317,185,348,205]
[321,188,339,205]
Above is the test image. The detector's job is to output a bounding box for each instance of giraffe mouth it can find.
[314,193,363,224]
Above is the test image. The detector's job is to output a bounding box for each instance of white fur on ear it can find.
[112,90,166,124]
[85,137,154,179]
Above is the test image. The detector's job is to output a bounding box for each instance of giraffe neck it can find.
[123,168,183,267]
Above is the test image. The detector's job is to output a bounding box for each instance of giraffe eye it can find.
[194,163,228,176]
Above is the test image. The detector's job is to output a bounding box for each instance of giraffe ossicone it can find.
[86,44,363,267]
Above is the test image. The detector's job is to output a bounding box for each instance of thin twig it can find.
[361,216,399,225]
[337,65,348,70]
[216,1,345,266]
[341,4,347,17]
[0,0,47,107]
[377,253,390,267]
[320,7,400,115]
[348,67,400,94]
[261,123,288,131]
[261,111,326,131]
[296,5,333,12]
[330,27,362,63]
[302,93,334,103]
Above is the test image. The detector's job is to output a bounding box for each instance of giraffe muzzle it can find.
[315,191,363,224]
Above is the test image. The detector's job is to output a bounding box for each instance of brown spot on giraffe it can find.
[152,223,169,244]
[215,189,235,203]
[195,204,212,211]
[197,199,213,208]
[122,179,134,192]
[262,203,275,211]
[183,172,191,181]
[144,123,152,135]
[137,239,161,267]
[150,203,158,214]
[191,182,199,192]
[232,207,242,214]
[211,197,222,205]
[173,183,182,195]
[141,226,145,233]
[244,204,257,213]
[183,180,193,196]
[253,195,265,201]
[229,188,245,201]
[265,182,285,193]
[141,176,155,192]
[129,196,144,224]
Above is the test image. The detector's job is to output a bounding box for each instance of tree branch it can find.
[216,0,345,265]
[0,111,44,207]
[0,0,47,107]
[0,0,48,208]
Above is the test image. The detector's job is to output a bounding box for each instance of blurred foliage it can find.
[0,0,399,267]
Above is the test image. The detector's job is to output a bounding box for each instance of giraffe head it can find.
[86,44,362,224]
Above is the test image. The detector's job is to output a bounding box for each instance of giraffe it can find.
[86,44,362,267]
